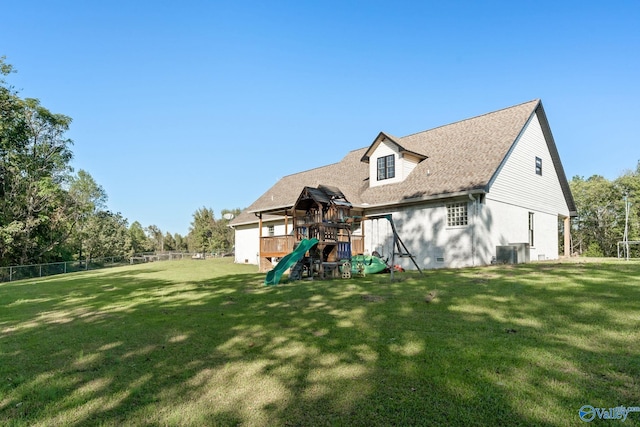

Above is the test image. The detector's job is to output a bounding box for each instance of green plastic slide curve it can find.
[264,238,319,285]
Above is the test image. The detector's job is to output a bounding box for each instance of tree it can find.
[146,225,163,252]
[0,78,76,265]
[613,163,640,256]
[163,232,176,251]
[186,207,240,255]
[570,174,630,257]
[217,208,242,254]
[83,211,130,262]
[68,169,108,260]
[129,221,151,254]
[188,207,216,254]
[174,233,188,252]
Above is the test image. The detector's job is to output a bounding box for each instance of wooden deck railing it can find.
[260,235,365,257]
[260,236,295,257]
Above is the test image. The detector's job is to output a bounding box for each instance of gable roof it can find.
[361,132,428,163]
[231,99,576,226]
[294,186,352,211]
[360,100,542,205]
[231,149,369,225]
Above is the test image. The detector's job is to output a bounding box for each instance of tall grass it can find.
[1,258,639,426]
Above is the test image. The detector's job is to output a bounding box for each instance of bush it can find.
[584,242,604,257]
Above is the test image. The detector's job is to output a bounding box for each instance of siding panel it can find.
[487,113,570,216]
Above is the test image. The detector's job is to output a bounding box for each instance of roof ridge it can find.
[398,99,540,140]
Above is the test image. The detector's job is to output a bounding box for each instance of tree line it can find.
[570,162,640,257]
[1,57,238,267]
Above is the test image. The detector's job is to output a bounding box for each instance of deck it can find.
[260,235,364,258]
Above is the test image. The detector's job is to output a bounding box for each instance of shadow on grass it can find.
[1,260,639,426]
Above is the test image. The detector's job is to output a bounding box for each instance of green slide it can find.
[264,238,318,285]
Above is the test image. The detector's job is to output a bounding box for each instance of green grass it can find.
[1,258,639,426]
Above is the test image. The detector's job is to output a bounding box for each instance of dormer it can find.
[361,132,427,188]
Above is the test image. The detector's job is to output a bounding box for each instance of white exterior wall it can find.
[362,196,560,272]
[487,113,570,217]
[234,224,260,265]
[363,202,474,270]
[478,199,559,262]
[368,141,420,188]
[479,110,570,262]
[233,219,290,266]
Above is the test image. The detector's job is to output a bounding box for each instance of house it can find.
[229,99,577,272]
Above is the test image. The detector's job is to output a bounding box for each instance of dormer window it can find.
[377,155,395,181]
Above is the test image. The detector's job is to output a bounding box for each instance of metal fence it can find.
[0,252,196,283]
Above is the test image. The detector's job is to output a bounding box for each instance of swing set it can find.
[361,214,423,278]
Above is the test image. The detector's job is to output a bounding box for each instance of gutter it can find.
[354,188,486,211]
[234,189,487,226]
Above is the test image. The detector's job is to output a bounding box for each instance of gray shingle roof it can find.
[231,99,574,226]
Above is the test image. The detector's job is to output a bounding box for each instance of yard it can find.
[1,258,638,426]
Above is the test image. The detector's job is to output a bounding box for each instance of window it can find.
[447,202,468,227]
[528,212,534,246]
[535,157,542,175]
[268,225,275,237]
[377,155,395,181]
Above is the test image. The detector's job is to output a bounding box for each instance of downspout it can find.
[469,194,477,266]
[255,212,263,269]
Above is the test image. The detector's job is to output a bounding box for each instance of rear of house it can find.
[230,99,576,271]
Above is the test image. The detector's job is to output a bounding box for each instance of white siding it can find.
[234,224,260,265]
[233,219,290,266]
[487,113,570,216]
[261,220,289,237]
[401,153,420,178]
[361,195,561,272]
[363,202,474,270]
[478,199,560,262]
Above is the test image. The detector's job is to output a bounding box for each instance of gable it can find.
[486,105,576,216]
[361,132,427,189]
[359,100,543,206]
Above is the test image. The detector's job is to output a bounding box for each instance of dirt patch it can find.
[361,294,385,303]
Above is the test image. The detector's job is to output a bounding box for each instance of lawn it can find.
[0,258,639,426]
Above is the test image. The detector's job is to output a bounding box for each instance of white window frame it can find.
[447,202,468,227]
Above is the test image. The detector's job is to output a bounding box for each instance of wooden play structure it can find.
[261,185,423,284]
[288,185,355,280]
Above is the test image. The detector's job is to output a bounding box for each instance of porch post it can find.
[284,209,288,235]
[563,216,571,257]
[258,213,263,269]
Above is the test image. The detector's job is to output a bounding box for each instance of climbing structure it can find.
[291,185,354,279]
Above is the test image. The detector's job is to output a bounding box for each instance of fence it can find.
[0,252,196,283]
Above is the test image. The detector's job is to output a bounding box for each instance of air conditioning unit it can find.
[509,243,530,263]
[496,246,517,264]
[496,243,530,264]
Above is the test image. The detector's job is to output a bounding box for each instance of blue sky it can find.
[3,1,639,235]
